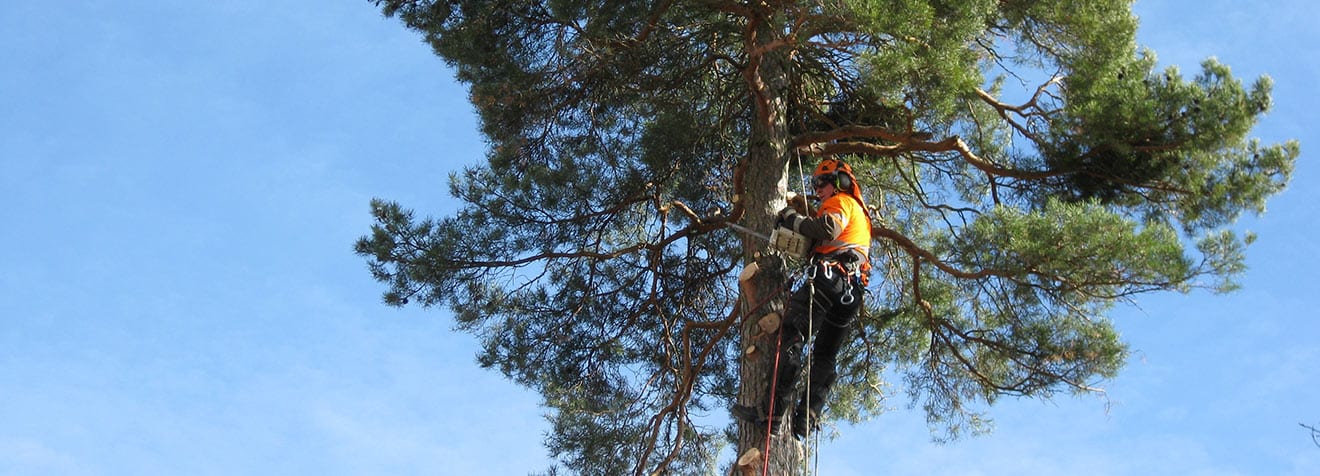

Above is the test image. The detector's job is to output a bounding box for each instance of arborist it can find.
[734,158,873,440]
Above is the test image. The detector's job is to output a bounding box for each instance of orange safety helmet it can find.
[812,158,861,198]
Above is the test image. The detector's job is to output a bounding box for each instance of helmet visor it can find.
[811,174,835,190]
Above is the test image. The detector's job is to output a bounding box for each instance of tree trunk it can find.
[735,41,806,475]
[735,254,807,476]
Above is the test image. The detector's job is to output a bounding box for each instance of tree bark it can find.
[735,33,806,474]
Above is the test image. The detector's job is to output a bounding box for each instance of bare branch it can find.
[1302,423,1320,448]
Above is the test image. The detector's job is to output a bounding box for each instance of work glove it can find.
[776,207,804,232]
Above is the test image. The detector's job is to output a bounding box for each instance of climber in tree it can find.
[735,158,873,439]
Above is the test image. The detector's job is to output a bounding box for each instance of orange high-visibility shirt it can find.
[813,192,871,260]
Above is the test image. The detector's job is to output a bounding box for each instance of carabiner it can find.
[840,282,855,305]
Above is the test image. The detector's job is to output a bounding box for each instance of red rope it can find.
[762,325,783,476]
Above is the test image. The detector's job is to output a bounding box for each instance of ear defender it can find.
[812,159,854,192]
[836,172,853,191]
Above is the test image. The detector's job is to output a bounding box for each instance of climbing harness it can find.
[811,258,862,306]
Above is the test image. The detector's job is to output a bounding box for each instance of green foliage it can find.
[361,0,1297,473]
[850,0,994,122]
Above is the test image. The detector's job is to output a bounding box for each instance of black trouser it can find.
[767,260,864,419]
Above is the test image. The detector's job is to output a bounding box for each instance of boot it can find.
[791,404,820,440]
[731,404,785,427]
[792,362,836,439]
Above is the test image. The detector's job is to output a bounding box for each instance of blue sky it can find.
[1,1,1315,475]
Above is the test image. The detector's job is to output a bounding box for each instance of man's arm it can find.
[777,207,843,242]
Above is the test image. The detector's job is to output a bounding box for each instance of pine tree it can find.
[356,1,1297,474]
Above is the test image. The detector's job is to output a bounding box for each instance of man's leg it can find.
[732,282,819,427]
[792,276,862,438]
